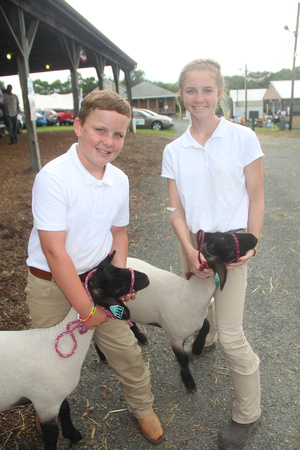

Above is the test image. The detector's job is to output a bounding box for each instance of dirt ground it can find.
[0,129,299,449]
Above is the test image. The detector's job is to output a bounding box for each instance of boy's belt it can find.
[29,266,89,282]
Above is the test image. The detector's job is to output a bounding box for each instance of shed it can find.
[229,89,267,123]
[0,0,136,170]
[131,81,176,115]
[263,80,300,127]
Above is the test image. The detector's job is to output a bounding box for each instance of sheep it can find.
[0,252,149,450]
[94,231,258,391]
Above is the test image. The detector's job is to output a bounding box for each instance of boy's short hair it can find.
[78,90,131,124]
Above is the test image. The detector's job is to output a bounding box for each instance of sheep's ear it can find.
[205,255,227,290]
[105,298,131,321]
[98,250,116,267]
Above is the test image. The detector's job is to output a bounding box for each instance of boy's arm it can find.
[110,226,128,268]
[38,229,108,329]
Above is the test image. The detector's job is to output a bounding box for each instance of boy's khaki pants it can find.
[180,234,261,424]
[25,271,154,419]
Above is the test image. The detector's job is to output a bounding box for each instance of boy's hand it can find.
[85,305,109,330]
[120,292,137,302]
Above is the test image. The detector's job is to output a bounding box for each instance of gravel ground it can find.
[0,126,299,449]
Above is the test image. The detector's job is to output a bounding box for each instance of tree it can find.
[79,76,99,96]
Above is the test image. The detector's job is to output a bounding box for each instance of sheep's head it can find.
[87,251,150,321]
[200,231,258,290]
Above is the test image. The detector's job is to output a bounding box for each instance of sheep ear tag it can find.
[110,305,124,319]
[215,273,220,287]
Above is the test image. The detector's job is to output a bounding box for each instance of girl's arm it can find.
[38,229,108,329]
[167,178,214,278]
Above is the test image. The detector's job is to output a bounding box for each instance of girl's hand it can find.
[227,248,257,270]
[188,249,215,279]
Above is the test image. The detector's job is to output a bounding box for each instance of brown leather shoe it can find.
[137,411,164,444]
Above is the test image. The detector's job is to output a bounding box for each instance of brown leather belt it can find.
[29,266,90,282]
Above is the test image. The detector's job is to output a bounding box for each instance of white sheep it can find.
[115,231,257,391]
[0,253,149,450]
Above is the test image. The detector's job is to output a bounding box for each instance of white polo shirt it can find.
[27,143,129,273]
[162,118,263,233]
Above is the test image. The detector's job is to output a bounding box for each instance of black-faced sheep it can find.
[94,231,258,391]
[0,253,149,450]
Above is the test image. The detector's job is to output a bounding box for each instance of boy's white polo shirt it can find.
[27,143,129,273]
[162,118,263,233]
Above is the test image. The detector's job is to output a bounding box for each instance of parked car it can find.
[54,109,75,126]
[133,109,174,130]
[35,111,47,127]
[37,109,58,126]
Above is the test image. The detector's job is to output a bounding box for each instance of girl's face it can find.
[180,69,222,122]
[74,108,129,179]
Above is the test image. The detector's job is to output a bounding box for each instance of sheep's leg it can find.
[192,319,210,355]
[172,345,196,391]
[131,323,148,344]
[36,414,59,450]
[59,399,82,443]
[95,323,148,364]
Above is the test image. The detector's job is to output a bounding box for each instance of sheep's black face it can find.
[87,252,149,321]
[200,232,258,290]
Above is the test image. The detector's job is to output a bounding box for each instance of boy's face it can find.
[74,108,130,179]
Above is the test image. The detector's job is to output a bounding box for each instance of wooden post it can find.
[289,2,300,131]
[1,5,41,171]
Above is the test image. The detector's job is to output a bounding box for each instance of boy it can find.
[25,90,164,444]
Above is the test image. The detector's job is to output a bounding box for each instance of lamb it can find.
[94,231,258,391]
[0,252,149,450]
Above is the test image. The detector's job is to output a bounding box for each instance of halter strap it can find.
[227,232,241,264]
[186,230,241,281]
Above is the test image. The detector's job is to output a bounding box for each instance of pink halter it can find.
[186,230,241,280]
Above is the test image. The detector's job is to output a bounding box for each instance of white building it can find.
[229,89,267,122]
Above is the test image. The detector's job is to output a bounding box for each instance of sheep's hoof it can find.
[181,370,196,391]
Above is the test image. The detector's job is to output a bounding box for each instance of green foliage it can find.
[27,66,300,96]
[129,69,146,87]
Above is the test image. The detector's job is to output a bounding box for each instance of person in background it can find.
[25,90,164,444]
[162,59,264,449]
[1,84,19,144]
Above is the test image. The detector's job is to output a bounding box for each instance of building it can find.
[263,80,300,128]
[131,81,177,114]
[229,89,267,122]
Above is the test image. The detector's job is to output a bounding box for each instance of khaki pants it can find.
[25,270,154,419]
[180,234,261,423]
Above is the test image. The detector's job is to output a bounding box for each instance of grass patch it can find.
[135,128,175,138]
[20,125,74,134]
[255,127,300,138]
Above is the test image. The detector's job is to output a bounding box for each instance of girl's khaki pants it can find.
[180,233,261,424]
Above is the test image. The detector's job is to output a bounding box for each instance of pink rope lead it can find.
[55,266,135,358]
[55,319,89,358]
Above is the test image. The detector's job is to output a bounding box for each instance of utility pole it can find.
[244,64,248,122]
[289,2,300,131]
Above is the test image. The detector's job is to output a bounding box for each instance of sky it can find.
[1,0,299,98]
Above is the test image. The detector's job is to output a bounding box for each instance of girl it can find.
[162,59,264,449]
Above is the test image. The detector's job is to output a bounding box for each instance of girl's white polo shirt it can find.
[27,143,129,273]
[162,118,263,233]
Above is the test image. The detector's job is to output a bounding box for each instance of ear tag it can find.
[215,273,220,287]
[110,305,124,319]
